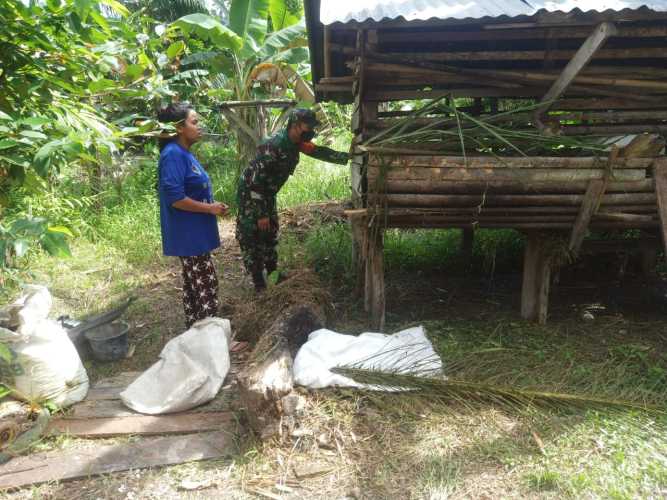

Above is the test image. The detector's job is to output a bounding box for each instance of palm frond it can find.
[333,367,664,415]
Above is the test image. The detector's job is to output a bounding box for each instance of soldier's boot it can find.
[252,270,266,292]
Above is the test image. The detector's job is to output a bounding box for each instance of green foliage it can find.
[0,217,72,269]
[173,13,243,51]
[269,0,302,30]
[0,0,216,196]
[123,0,209,22]
[229,0,269,49]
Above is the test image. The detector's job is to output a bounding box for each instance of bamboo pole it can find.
[371,192,657,207]
[379,179,655,194]
[219,100,296,108]
[366,155,654,169]
[346,205,658,217]
[375,25,667,44]
[368,47,667,62]
[367,167,646,183]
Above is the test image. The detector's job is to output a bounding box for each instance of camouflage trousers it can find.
[235,203,279,278]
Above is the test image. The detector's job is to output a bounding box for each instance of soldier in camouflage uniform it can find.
[236,108,349,290]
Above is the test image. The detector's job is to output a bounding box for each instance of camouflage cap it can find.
[288,108,320,128]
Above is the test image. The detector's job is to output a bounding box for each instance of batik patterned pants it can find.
[179,253,219,328]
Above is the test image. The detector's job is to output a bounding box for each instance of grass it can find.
[288,217,526,285]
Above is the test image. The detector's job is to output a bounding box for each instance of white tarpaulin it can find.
[293,325,443,389]
[120,317,231,414]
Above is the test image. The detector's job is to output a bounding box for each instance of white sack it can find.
[120,317,231,414]
[293,325,443,390]
[0,285,89,407]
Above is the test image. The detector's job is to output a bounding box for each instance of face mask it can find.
[300,130,315,142]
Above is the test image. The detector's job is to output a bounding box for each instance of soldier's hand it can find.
[209,202,228,217]
[257,217,270,231]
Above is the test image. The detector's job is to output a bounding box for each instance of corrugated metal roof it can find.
[319,0,667,24]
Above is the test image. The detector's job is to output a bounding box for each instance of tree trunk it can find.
[237,304,325,439]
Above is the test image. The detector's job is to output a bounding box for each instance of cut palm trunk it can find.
[237,304,325,439]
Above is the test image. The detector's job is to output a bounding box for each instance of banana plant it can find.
[171,0,310,168]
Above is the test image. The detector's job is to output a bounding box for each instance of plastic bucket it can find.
[84,321,129,362]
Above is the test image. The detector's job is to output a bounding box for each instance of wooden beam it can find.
[387,221,657,229]
[0,431,234,490]
[380,179,655,195]
[561,124,667,136]
[47,412,234,438]
[593,212,654,222]
[221,108,260,146]
[219,100,296,108]
[348,206,657,217]
[366,155,654,169]
[568,179,608,254]
[535,22,617,128]
[376,25,667,44]
[366,46,664,62]
[372,192,656,207]
[368,167,646,183]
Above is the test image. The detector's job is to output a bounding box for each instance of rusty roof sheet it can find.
[319,0,667,24]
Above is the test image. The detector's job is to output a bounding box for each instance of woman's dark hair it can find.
[157,103,194,151]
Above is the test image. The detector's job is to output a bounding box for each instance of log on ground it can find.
[237,304,325,439]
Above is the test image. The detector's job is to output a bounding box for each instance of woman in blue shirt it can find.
[157,103,228,327]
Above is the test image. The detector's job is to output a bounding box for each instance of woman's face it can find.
[176,110,202,145]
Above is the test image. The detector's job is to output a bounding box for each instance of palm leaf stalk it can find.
[332,367,664,416]
[362,98,608,157]
[327,342,664,417]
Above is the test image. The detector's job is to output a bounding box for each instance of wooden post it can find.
[349,212,367,294]
[364,222,385,331]
[461,227,474,269]
[653,158,667,255]
[521,233,553,324]
[323,25,332,79]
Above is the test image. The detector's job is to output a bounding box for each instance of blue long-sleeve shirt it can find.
[158,142,220,257]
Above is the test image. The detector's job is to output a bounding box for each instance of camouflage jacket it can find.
[237,128,349,219]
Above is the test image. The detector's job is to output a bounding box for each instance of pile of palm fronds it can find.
[362,97,609,158]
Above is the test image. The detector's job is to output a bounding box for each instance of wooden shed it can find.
[304,0,667,328]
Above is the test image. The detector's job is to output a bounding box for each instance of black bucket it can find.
[85,321,129,362]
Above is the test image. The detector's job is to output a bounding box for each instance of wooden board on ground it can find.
[0,431,234,490]
[68,371,238,419]
[70,388,236,419]
[47,412,234,438]
[84,372,141,401]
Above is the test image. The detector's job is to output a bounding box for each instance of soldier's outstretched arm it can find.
[299,142,350,165]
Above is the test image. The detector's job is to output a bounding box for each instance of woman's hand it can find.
[208,202,228,216]
[257,217,270,231]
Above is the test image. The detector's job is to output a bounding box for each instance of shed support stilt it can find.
[653,159,667,257]
[364,222,385,331]
[461,227,475,269]
[521,233,553,324]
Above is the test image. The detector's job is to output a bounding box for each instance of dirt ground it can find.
[3,206,667,499]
